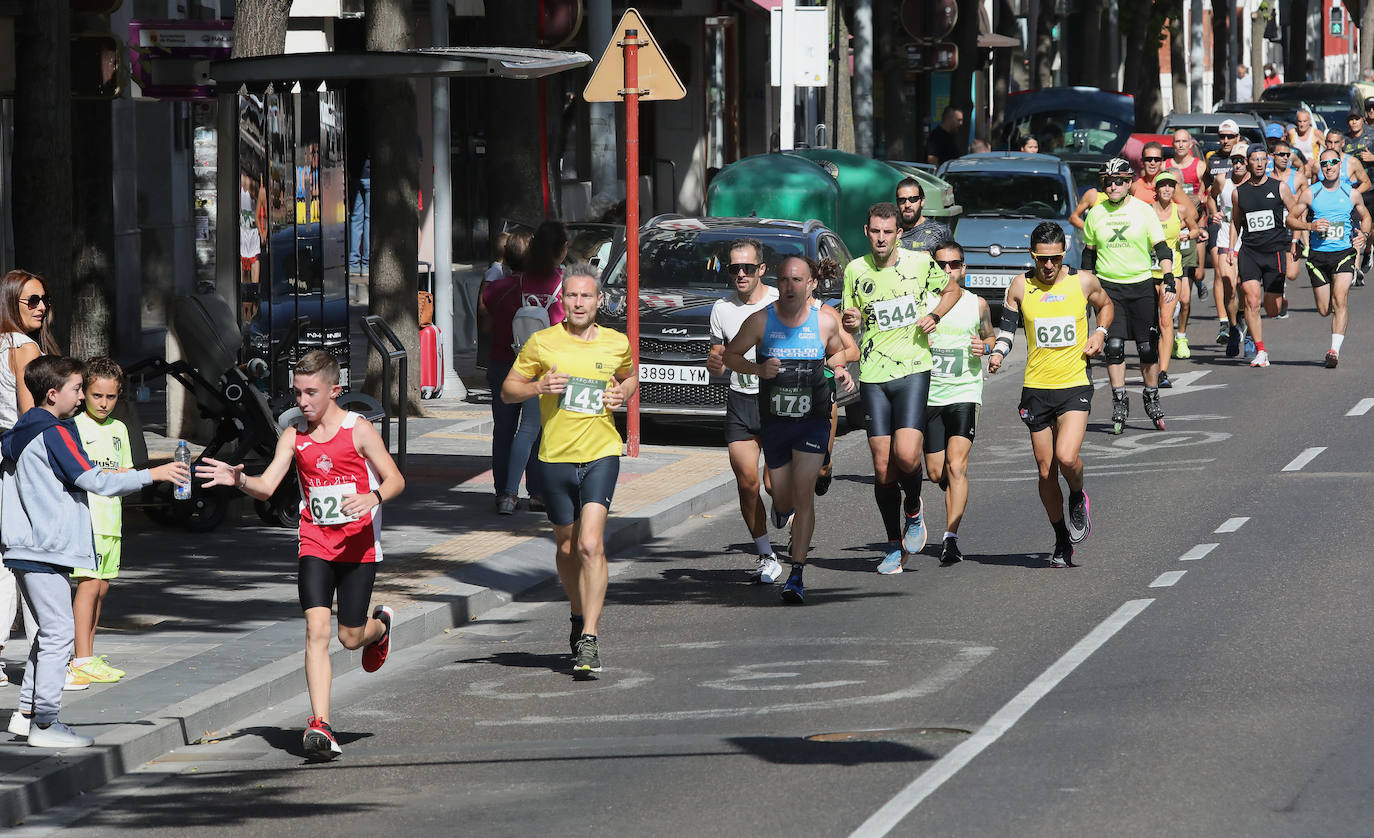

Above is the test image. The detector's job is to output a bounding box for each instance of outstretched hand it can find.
[195,457,244,489]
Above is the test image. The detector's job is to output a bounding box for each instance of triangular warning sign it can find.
[582,8,687,103]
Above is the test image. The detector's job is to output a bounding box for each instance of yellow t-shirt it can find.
[1021,268,1091,390]
[74,411,133,537]
[512,323,633,464]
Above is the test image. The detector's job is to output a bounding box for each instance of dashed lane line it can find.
[1149,571,1187,588]
[1214,517,1249,533]
[849,599,1155,838]
[1282,447,1327,472]
[1347,399,1374,417]
[1179,543,1219,561]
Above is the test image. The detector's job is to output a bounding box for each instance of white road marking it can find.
[1149,571,1187,588]
[1347,398,1374,417]
[1214,517,1249,533]
[467,668,655,700]
[1179,543,1218,561]
[477,642,994,726]
[701,660,887,691]
[1282,447,1327,472]
[848,599,1154,837]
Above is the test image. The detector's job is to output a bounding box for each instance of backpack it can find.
[510,275,555,351]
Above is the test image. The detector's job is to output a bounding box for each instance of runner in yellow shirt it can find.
[503,267,636,678]
[989,223,1114,568]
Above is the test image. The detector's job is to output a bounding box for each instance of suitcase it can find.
[420,322,444,399]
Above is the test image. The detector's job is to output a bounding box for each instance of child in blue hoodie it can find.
[1,356,188,749]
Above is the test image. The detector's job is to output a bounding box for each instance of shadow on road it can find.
[726,736,936,766]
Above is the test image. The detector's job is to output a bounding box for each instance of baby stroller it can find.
[125,294,381,531]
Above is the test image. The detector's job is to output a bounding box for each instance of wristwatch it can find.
[929,312,942,324]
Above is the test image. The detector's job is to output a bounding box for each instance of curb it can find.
[0,466,737,827]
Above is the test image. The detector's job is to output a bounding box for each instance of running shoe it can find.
[1225,326,1242,357]
[940,537,963,566]
[7,710,29,738]
[303,716,341,759]
[877,548,904,575]
[27,720,94,749]
[1158,371,1172,389]
[901,498,927,554]
[1216,323,1231,346]
[94,656,125,678]
[780,565,805,604]
[63,666,90,692]
[1066,491,1091,543]
[815,469,833,497]
[1250,349,1270,368]
[73,657,121,683]
[1276,297,1290,319]
[770,504,794,530]
[0,669,9,688]
[1326,350,1339,368]
[1243,336,1257,362]
[573,635,602,675]
[1173,335,1191,359]
[361,605,392,672]
[1049,542,1074,569]
[569,615,584,656]
[752,553,783,584]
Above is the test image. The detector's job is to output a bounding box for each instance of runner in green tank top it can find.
[924,242,996,566]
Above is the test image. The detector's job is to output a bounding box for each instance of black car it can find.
[597,215,860,422]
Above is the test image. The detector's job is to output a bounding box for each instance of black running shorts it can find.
[1102,280,1158,343]
[923,402,979,453]
[860,372,931,438]
[1306,248,1357,288]
[724,389,763,444]
[1238,247,1287,294]
[298,556,377,627]
[1018,385,1093,434]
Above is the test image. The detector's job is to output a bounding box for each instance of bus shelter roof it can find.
[210,47,592,88]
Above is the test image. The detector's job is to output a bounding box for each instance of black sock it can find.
[570,614,584,628]
[898,470,923,514]
[580,633,597,642]
[1069,488,1085,504]
[874,482,902,542]
[1052,518,1070,545]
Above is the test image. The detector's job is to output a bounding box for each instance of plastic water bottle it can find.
[174,440,192,501]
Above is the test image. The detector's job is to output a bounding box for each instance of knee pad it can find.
[1137,339,1158,365]
[1104,337,1126,365]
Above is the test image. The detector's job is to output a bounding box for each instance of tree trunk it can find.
[1035,6,1056,88]
[70,100,114,358]
[950,0,979,149]
[1169,13,1188,112]
[1074,0,1103,87]
[1284,0,1308,89]
[991,0,1017,141]
[12,2,73,349]
[485,2,543,231]
[364,0,423,415]
[876,0,910,159]
[231,0,294,58]
[1364,0,1374,77]
[1250,6,1265,99]
[834,4,855,154]
[1123,4,1164,130]
[1212,0,1230,108]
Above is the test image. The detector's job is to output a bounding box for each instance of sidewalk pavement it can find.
[0,390,737,827]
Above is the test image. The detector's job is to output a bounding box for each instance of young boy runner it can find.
[197,350,404,760]
[2,356,188,748]
[69,357,134,684]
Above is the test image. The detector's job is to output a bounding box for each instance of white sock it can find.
[943,531,957,541]
[71,656,92,667]
[1177,331,1186,340]
[754,534,773,555]
[1332,334,1345,353]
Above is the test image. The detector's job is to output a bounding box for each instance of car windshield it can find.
[603,230,809,290]
[942,171,1071,218]
[1005,110,1130,154]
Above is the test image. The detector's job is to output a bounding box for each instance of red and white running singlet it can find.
[294,411,382,563]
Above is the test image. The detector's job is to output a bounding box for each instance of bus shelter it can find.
[209,48,591,398]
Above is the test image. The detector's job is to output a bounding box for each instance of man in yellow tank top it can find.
[988,223,1114,568]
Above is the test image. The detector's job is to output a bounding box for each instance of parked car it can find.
[937,153,1081,307]
[999,87,1135,155]
[1158,112,1266,158]
[1261,82,1362,130]
[1215,100,1329,138]
[597,215,861,422]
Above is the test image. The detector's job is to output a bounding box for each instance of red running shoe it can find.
[1325,350,1339,369]
[303,716,341,759]
[362,605,393,672]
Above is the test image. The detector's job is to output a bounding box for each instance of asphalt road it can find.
[21,283,1374,837]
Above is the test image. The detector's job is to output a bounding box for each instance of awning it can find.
[978,33,1019,49]
[210,47,591,87]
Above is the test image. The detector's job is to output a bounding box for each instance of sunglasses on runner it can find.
[1104,177,1130,187]
[896,195,924,203]
[1032,252,1065,262]
[1142,156,1163,163]
[935,259,964,269]
[1218,132,1238,139]
[1273,151,1291,157]
[727,263,759,274]
[1321,158,1342,167]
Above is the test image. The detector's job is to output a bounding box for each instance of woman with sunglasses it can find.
[0,270,60,686]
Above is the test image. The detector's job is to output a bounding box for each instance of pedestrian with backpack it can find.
[478,221,568,514]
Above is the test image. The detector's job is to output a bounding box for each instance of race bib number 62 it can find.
[308,484,358,526]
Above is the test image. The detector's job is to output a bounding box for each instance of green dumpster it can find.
[706,152,840,233]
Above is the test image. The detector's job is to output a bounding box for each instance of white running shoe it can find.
[1250,349,1270,368]
[27,720,94,749]
[7,710,30,737]
[754,554,784,584]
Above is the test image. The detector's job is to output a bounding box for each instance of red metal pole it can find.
[624,28,641,457]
